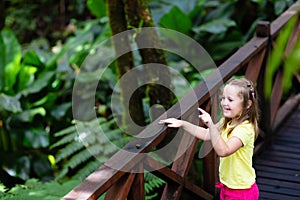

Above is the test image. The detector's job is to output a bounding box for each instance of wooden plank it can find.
[269,144,300,154]
[260,150,300,160]
[273,135,300,144]
[259,191,300,200]
[259,185,300,197]
[258,153,300,165]
[255,165,300,178]
[256,171,300,183]
[255,160,300,171]
[272,141,300,150]
[256,177,300,189]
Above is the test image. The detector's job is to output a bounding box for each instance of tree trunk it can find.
[0,1,5,30]
[124,0,174,120]
[107,0,146,133]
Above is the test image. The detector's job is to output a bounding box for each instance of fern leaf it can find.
[51,132,77,149]
[54,126,77,137]
[66,147,97,169]
[72,160,101,180]
[55,142,84,163]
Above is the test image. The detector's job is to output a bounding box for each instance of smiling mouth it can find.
[223,106,230,111]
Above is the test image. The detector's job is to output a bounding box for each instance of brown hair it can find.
[220,77,260,140]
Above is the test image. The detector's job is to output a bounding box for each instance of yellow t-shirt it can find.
[219,120,256,189]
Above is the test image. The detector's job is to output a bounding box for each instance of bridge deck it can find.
[254,102,300,200]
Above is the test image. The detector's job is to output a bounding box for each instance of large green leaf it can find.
[22,50,45,69]
[87,0,107,19]
[159,6,193,35]
[204,2,234,22]
[21,71,55,96]
[274,0,288,15]
[22,127,49,148]
[0,93,22,113]
[12,107,46,123]
[17,64,38,92]
[50,103,72,119]
[0,29,22,94]
[193,18,236,34]
[4,155,31,180]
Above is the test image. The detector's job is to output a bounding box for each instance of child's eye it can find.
[228,98,233,102]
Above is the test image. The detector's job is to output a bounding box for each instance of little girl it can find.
[159,77,259,200]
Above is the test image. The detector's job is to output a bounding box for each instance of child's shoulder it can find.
[234,120,254,134]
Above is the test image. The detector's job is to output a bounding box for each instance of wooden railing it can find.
[63,2,300,200]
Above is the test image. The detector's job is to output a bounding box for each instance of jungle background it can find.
[0,0,298,199]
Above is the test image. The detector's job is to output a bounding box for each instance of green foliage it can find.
[151,0,297,61]
[0,15,111,185]
[0,28,57,182]
[0,28,22,95]
[145,172,166,200]
[159,6,193,35]
[5,0,90,44]
[87,0,107,19]
[51,117,129,181]
[0,179,80,200]
[265,14,300,98]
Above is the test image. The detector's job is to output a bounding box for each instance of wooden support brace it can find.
[246,49,267,83]
[270,70,284,127]
[105,172,136,200]
[128,164,145,200]
[160,131,199,200]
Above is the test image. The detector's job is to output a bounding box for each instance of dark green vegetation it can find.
[0,0,298,199]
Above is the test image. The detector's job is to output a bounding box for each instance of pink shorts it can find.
[216,182,259,200]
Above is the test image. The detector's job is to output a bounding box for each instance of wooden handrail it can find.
[63,1,300,199]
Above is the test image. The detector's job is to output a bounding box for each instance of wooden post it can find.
[128,164,145,200]
[256,21,272,148]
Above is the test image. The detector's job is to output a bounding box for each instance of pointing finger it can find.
[198,107,208,115]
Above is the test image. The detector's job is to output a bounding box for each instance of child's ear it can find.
[247,100,252,109]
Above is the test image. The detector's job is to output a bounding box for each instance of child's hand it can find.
[159,118,183,128]
[198,108,213,128]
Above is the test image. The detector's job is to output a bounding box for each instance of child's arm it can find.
[198,108,243,157]
[159,118,210,141]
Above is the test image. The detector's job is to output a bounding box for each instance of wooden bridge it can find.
[63,1,300,200]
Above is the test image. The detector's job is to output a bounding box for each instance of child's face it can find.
[221,84,244,122]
